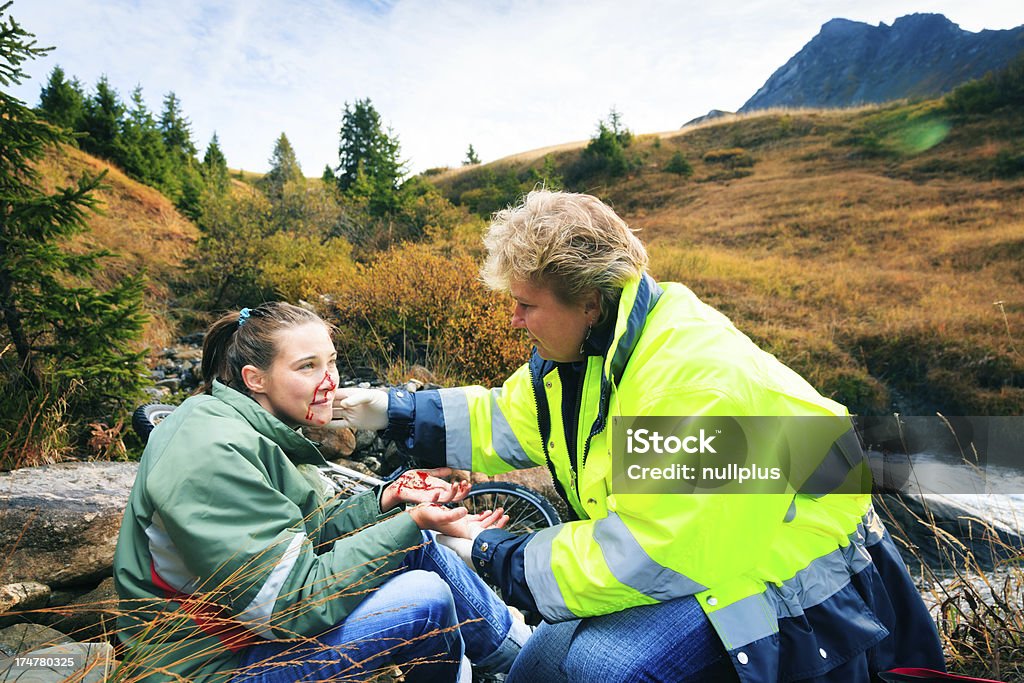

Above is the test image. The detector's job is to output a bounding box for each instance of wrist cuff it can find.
[472,528,516,579]
[383,387,415,445]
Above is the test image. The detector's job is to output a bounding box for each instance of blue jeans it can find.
[507,595,739,683]
[233,531,529,682]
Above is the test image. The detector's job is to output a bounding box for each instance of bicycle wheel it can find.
[132,403,177,443]
[464,481,561,533]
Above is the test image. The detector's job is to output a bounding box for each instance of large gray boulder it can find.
[875,492,1024,573]
[0,463,137,588]
[0,624,72,657]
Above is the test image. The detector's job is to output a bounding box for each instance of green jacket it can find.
[113,381,421,682]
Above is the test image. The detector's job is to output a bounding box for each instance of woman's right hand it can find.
[331,388,389,430]
[381,468,470,512]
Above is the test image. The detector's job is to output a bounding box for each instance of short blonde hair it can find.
[482,190,648,319]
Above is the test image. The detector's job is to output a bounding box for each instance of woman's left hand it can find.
[433,508,507,569]
[434,507,509,540]
[381,467,470,512]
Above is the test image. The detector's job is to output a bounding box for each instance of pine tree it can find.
[261,132,303,201]
[569,110,633,182]
[321,163,336,185]
[336,98,405,215]
[37,64,84,131]
[159,91,197,162]
[159,91,202,219]
[664,150,694,176]
[0,2,147,459]
[606,106,632,145]
[119,84,174,190]
[80,75,124,160]
[528,153,563,190]
[201,132,230,197]
[464,144,480,165]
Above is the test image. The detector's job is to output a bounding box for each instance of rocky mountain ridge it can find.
[740,13,1024,111]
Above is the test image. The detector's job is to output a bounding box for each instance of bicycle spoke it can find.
[464,482,561,536]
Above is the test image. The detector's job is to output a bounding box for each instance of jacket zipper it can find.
[529,360,576,518]
[569,361,586,495]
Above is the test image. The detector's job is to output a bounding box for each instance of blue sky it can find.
[9,1,1024,175]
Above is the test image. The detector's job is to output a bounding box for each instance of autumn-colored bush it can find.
[326,243,528,387]
[702,147,755,167]
[259,233,356,303]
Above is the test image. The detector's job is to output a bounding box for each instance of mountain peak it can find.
[740,14,1024,112]
[889,13,957,29]
[819,17,865,34]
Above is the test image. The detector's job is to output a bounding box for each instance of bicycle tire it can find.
[464,481,561,534]
[132,403,177,443]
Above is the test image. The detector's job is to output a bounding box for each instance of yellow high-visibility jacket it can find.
[386,274,943,681]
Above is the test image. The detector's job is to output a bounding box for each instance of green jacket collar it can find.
[211,380,327,466]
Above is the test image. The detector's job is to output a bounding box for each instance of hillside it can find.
[430,99,1024,417]
[742,14,1024,111]
[36,144,199,353]
[29,98,1024,419]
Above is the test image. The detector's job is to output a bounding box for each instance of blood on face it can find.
[305,371,337,423]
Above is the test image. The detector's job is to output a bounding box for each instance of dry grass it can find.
[228,167,265,184]
[876,489,1024,680]
[435,102,1024,415]
[325,242,529,388]
[35,145,200,354]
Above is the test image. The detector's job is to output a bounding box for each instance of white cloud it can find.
[9,0,1023,174]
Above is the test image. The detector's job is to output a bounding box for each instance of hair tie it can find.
[238,308,251,327]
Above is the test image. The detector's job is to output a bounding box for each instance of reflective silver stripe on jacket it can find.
[440,387,535,471]
[488,388,535,469]
[438,388,472,469]
[524,525,576,622]
[237,531,307,638]
[593,512,708,600]
[800,427,868,496]
[854,505,887,547]
[707,591,780,650]
[768,543,872,619]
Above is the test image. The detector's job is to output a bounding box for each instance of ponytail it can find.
[199,302,327,395]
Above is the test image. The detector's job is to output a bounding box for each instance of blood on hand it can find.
[394,470,433,493]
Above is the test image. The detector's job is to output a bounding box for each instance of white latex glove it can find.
[331,388,389,431]
[436,534,475,569]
